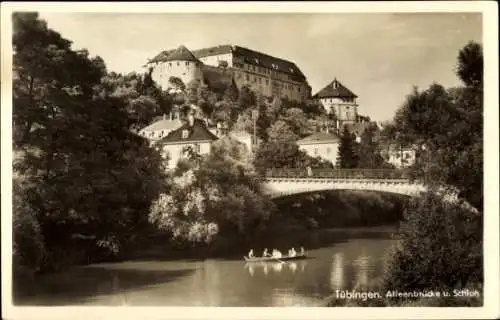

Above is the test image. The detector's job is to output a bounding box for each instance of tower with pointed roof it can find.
[313,78,359,127]
[147,45,203,90]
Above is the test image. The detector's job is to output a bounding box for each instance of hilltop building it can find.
[313,78,359,127]
[145,44,311,102]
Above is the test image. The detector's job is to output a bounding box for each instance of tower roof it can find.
[313,78,358,99]
[163,45,200,62]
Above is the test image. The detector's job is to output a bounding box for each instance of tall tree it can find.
[13,13,165,271]
[336,127,359,168]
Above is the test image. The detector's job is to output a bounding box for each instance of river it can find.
[14,226,398,307]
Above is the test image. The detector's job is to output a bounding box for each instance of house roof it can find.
[313,78,358,99]
[139,118,183,133]
[148,44,306,81]
[156,118,219,145]
[149,45,200,63]
[297,132,340,144]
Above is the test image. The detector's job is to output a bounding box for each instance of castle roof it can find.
[148,44,306,81]
[139,118,183,133]
[296,132,340,145]
[313,78,358,99]
[157,118,219,145]
[154,45,200,63]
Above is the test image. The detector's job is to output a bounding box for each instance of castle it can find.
[144,44,370,130]
[145,44,311,103]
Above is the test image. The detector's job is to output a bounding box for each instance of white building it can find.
[138,114,183,144]
[313,78,359,127]
[296,131,341,166]
[155,114,219,169]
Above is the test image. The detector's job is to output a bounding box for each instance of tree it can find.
[255,102,272,142]
[356,126,388,169]
[267,120,298,143]
[384,193,482,295]
[253,140,333,174]
[336,127,359,168]
[168,76,186,92]
[12,13,165,271]
[149,136,274,244]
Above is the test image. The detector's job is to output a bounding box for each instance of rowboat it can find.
[243,254,307,262]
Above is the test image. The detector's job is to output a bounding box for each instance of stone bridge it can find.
[259,169,426,199]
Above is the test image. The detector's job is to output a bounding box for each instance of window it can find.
[176,62,180,66]
[314,148,319,156]
[182,129,189,139]
[265,79,269,85]
[327,147,331,154]
[298,87,301,92]
[169,62,172,67]
[246,74,250,81]
[194,143,201,153]
[185,62,190,66]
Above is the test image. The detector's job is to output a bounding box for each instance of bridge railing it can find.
[263,168,414,180]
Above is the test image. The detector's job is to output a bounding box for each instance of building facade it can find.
[313,78,359,127]
[155,114,219,169]
[146,44,311,102]
[296,131,341,166]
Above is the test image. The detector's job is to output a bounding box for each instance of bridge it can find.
[259,168,426,199]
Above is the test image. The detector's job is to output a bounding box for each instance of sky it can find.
[39,12,482,122]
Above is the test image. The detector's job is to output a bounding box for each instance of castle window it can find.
[185,62,190,66]
[169,62,172,67]
[298,87,301,92]
[176,62,180,66]
[314,148,319,156]
[265,79,269,85]
[246,74,249,81]
[182,130,189,139]
[194,143,201,153]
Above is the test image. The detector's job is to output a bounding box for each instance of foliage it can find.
[384,192,483,295]
[385,42,483,210]
[267,120,299,143]
[254,140,334,174]
[356,125,390,169]
[149,137,275,245]
[12,13,165,272]
[99,72,171,131]
[336,127,359,168]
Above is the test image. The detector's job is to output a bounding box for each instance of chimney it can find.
[187,111,195,126]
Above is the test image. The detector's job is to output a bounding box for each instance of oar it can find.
[272,257,286,264]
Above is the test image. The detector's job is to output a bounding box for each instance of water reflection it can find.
[15,236,397,307]
[330,252,344,289]
[245,260,308,276]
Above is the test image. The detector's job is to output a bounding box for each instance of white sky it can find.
[38,12,482,121]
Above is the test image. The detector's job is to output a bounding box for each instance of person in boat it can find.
[248,249,255,258]
[289,247,297,257]
[262,248,270,257]
[272,249,282,258]
[300,246,305,255]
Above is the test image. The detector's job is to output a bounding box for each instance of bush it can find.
[383,191,483,297]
